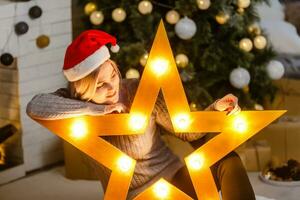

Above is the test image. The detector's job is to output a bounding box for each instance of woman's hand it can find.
[214,94,241,116]
[104,103,128,113]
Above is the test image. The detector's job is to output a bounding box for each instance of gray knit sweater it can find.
[26,79,207,199]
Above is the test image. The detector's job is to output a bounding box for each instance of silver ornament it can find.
[175,17,197,40]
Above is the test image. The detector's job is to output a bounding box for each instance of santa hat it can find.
[63,30,120,82]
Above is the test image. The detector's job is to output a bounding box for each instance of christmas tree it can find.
[76,0,281,110]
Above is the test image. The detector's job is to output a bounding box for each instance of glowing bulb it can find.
[188,154,204,170]
[233,116,247,133]
[151,58,169,76]
[153,180,169,198]
[173,113,191,130]
[71,119,87,139]
[117,156,133,172]
[129,113,147,131]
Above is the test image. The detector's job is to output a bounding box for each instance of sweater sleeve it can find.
[154,92,215,142]
[26,89,109,120]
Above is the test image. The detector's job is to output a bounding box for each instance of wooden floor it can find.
[0,166,299,200]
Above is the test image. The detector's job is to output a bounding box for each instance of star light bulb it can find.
[117,156,133,172]
[71,119,88,139]
[151,58,169,76]
[173,113,191,130]
[233,116,248,133]
[153,180,170,198]
[129,113,147,131]
[187,154,205,170]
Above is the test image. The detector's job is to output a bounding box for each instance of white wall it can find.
[0,0,72,171]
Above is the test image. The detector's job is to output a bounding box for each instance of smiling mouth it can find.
[106,90,117,98]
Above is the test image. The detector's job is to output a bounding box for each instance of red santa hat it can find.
[63,30,120,82]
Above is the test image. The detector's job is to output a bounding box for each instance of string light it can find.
[129,113,147,131]
[153,180,170,198]
[150,58,169,76]
[117,156,133,172]
[70,119,88,139]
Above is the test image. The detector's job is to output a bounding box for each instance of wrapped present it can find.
[253,116,300,164]
[236,140,271,171]
[264,78,300,116]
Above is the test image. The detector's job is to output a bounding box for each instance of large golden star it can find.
[31,21,285,200]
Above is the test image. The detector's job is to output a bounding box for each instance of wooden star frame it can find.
[30,21,285,200]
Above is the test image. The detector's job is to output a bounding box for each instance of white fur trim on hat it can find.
[63,46,110,82]
[110,44,120,53]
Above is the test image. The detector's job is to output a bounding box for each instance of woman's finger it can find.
[227,105,241,116]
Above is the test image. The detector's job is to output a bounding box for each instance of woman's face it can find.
[91,60,120,104]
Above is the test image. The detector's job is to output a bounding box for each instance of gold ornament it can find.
[248,24,261,35]
[215,12,230,25]
[242,86,249,93]
[196,0,211,10]
[237,0,251,8]
[138,0,153,15]
[254,104,264,111]
[253,35,267,49]
[126,68,140,79]
[190,102,197,111]
[139,52,149,66]
[36,35,50,49]
[90,11,104,25]
[112,8,126,22]
[175,53,189,68]
[84,2,97,15]
[165,10,180,25]
[237,7,244,14]
[239,38,253,52]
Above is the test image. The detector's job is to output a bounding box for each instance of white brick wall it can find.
[0,0,72,172]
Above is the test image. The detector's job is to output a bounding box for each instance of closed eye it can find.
[97,82,104,88]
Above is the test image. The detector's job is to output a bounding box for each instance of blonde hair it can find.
[69,59,121,102]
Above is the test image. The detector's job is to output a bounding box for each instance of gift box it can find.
[264,78,300,116]
[253,116,300,164]
[236,140,271,172]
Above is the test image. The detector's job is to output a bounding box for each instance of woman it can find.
[27,30,255,200]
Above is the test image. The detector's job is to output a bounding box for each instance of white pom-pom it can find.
[111,44,120,53]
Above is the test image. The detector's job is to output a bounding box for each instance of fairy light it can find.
[150,58,169,76]
[70,118,88,139]
[153,180,170,198]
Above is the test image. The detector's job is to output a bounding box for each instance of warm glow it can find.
[129,113,147,131]
[70,119,87,139]
[33,21,286,200]
[173,113,191,130]
[153,180,170,198]
[233,116,248,133]
[150,58,169,76]
[187,154,204,170]
[117,156,133,172]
